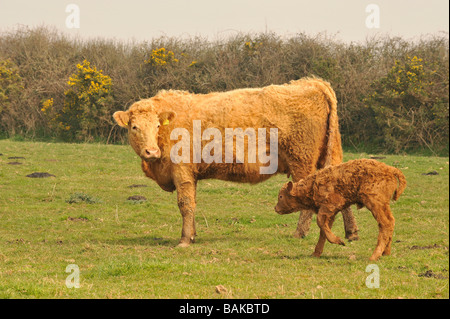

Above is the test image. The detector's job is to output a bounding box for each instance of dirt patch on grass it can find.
[67,216,89,222]
[422,171,439,175]
[7,162,22,165]
[26,172,56,178]
[6,238,30,244]
[418,270,448,280]
[409,244,447,250]
[127,195,147,201]
[127,184,148,188]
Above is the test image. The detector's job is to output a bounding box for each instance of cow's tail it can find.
[316,79,342,167]
[391,167,407,201]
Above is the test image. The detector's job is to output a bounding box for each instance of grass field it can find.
[0,139,448,299]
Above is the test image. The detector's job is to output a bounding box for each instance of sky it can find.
[0,0,448,43]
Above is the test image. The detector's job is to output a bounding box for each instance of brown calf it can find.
[275,159,406,260]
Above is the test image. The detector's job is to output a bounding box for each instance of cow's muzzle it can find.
[142,148,161,160]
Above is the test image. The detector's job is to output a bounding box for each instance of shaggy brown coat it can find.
[113,78,359,246]
[275,159,407,260]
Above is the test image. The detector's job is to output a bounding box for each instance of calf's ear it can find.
[158,111,176,125]
[113,111,130,128]
[286,181,294,194]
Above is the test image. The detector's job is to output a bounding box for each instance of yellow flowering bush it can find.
[144,48,179,67]
[365,55,445,152]
[141,48,202,93]
[244,41,263,56]
[0,59,23,114]
[44,59,113,140]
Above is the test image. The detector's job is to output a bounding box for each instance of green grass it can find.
[0,140,448,299]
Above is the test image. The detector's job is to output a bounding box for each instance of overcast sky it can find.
[0,0,448,43]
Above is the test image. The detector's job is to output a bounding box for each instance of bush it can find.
[0,26,448,154]
[42,59,114,141]
[0,59,24,134]
[366,55,449,153]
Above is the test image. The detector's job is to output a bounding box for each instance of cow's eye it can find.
[132,125,138,130]
[157,123,161,128]
[279,195,283,199]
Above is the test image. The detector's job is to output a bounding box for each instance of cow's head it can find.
[113,109,176,161]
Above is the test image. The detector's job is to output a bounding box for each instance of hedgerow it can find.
[0,26,448,154]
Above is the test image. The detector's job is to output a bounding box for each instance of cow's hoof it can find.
[346,231,359,241]
[177,242,191,248]
[293,231,307,239]
[311,252,321,258]
[177,237,195,248]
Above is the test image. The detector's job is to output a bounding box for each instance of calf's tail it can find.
[392,167,407,201]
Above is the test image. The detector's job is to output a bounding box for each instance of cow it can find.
[113,78,359,247]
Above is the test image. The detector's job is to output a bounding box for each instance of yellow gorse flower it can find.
[144,48,179,66]
[41,98,54,113]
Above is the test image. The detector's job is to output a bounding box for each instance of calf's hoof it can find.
[333,238,346,246]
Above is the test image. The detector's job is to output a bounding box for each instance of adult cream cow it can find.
[113,78,359,247]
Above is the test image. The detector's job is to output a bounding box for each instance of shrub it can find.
[43,59,114,141]
[0,59,24,134]
[365,55,448,153]
[144,47,179,67]
[0,26,448,154]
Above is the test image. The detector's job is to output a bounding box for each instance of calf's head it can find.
[274,181,307,214]
[113,109,176,161]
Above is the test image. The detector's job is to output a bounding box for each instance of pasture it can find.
[0,139,448,298]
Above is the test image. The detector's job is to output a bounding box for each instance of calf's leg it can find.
[317,207,345,246]
[312,213,336,257]
[382,205,395,256]
[365,201,395,261]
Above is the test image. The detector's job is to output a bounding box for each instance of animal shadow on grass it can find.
[105,236,177,247]
[273,250,350,261]
[106,234,256,248]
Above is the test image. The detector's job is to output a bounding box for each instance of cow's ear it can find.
[159,111,176,126]
[113,111,130,128]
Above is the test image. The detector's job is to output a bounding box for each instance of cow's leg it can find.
[289,163,316,238]
[293,210,314,238]
[174,177,197,247]
[341,206,359,241]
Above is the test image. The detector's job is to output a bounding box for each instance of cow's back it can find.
[146,78,339,182]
